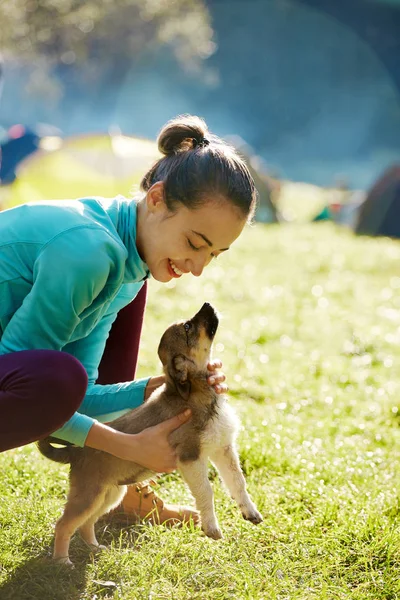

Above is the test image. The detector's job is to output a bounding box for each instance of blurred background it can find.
[0,0,399,230]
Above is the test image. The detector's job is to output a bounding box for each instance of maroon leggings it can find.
[0,282,147,452]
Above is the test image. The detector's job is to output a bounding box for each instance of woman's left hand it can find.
[144,375,166,401]
[207,359,228,394]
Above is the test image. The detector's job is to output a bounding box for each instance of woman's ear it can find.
[146,181,166,214]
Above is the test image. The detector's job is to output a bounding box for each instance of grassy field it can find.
[1,218,400,599]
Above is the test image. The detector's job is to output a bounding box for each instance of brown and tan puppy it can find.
[38,303,262,566]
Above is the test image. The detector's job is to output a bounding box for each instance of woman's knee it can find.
[0,351,88,451]
[1,350,88,413]
[35,351,88,408]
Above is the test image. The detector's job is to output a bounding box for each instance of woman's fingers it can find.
[213,383,228,394]
[207,373,226,385]
[207,359,222,370]
[206,359,228,394]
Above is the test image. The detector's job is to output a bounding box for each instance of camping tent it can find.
[228,136,281,223]
[0,125,40,184]
[312,188,366,229]
[355,164,400,238]
[1,133,160,210]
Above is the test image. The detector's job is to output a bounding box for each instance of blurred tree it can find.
[0,0,215,96]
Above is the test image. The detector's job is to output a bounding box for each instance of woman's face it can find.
[138,183,247,283]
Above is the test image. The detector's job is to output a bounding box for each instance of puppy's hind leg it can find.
[53,480,107,566]
[178,457,222,540]
[79,485,127,552]
[210,445,263,525]
[79,518,103,553]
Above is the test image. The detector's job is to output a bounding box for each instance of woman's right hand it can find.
[85,409,191,473]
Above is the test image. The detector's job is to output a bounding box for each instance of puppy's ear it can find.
[171,354,192,401]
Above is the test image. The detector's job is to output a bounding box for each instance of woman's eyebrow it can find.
[191,230,213,246]
[191,230,229,252]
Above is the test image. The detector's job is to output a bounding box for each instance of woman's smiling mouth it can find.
[168,259,184,277]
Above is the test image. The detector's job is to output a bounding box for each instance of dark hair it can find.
[141,115,257,221]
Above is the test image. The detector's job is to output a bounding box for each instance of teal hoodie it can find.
[0,196,150,446]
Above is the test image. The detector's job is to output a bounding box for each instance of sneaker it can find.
[106,479,200,527]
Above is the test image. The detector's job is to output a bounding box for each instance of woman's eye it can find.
[184,322,191,331]
[188,239,200,251]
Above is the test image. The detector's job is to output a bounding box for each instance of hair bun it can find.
[157,114,209,156]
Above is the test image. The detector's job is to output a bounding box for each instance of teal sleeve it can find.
[49,282,149,446]
[52,413,99,447]
[0,228,119,354]
[52,376,150,446]
[53,283,149,446]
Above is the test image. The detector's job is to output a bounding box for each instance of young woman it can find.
[0,115,257,525]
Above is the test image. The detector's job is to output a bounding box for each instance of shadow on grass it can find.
[0,551,90,600]
[0,523,145,600]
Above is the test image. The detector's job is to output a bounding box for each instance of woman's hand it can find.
[207,359,228,394]
[144,360,227,399]
[85,409,191,472]
[129,412,191,471]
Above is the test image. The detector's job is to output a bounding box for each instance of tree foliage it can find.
[0,0,215,73]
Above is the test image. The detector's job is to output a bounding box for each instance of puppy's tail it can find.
[37,438,72,464]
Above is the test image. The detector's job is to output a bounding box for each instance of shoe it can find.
[106,479,200,527]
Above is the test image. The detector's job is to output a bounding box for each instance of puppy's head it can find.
[158,303,219,400]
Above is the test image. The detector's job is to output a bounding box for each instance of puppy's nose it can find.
[193,303,219,338]
[197,302,217,319]
[201,302,214,313]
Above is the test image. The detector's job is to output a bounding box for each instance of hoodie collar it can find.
[112,195,150,283]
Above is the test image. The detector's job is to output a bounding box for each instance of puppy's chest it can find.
[200,402,240,453]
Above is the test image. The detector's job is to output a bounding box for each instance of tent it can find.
[355,164,400,238]
[1,133,160,210]
[228,136,281,223]
[313,188,366,229]
[0,125,40,184]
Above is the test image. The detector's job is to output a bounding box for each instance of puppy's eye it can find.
[184,322,191,332]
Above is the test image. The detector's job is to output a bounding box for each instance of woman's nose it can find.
[190,260,205,277]
[187,253,211,277]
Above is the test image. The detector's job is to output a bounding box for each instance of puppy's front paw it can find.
[202,525,223,540]
[243,509,263,525]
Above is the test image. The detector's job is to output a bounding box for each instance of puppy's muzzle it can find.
[191,302,219,339]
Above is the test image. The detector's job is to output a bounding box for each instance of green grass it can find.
[2,221,400,599]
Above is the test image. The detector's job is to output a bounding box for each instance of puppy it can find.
[38,303,262,566]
